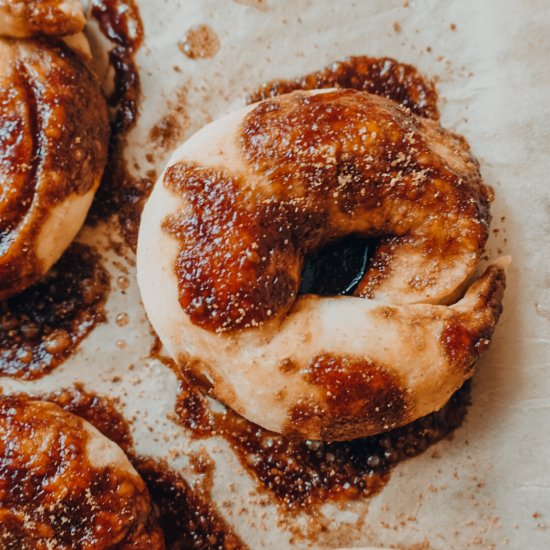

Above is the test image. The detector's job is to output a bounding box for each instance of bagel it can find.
[137,89,506,441]
[0,6,109,300]
[0,396,165,548]
[0,0,86,38]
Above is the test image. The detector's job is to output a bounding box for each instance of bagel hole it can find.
[299,237,375,296]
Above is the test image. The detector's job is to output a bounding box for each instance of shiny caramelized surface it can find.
[286,354,411,441]
[164,88,489,332]
[163,164,299,332]
[173,361,471,510]
[136,458,246,549]
[0,244,110,380]
[0,38,109,298]
[89,0,147,251]
[440,264,506,374]
[26,384,245,549]
[248,55,439,120]
[0,397,164,549]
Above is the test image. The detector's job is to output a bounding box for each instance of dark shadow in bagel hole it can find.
[299,237,375,296]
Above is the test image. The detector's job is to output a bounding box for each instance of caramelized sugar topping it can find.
[89,0,149,251]
[0,244,110,380]
[165,88,488,332]
[174,372,470,510]
[0,38,109,297]
[0,396,164,549]
[247,55,439,120]
[286,354,411,441]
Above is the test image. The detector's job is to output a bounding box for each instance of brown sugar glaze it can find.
[89,0,151,251]
[165,56,489,334]
[27,386,246,549]
[4,0,86,37]
[0,36,110,299]
[169,56,472,510]
[0,2,142,380]
[0,243,110,380]
[163,163,298,332]
[44,384,134,452]
[174,363,470,510]
[0,395,164,549]
[247,56,440,120]
[287,354,412,441]
[136,458,246,550]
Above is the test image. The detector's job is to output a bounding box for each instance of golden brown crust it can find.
[0,37,109,299]
[0,396,165,549]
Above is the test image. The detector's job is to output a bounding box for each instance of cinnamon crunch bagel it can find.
[0,396,165,548]
[0,3,109,300]
[137,89,506,441]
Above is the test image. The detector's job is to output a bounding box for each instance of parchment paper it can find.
[2,0,549,548]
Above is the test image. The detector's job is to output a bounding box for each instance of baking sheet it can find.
[2,0,550,548]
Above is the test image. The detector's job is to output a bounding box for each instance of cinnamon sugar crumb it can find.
[179,24,220,60]
[150,85,190,152]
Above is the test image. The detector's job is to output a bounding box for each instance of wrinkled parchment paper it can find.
[2,0,550,548]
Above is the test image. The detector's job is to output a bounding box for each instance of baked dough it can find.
[0,4,109,300]
[0,396,165,549]
[138,89,507,440]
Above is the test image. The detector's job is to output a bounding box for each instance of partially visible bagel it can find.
[0,9,109,300]
[137,89,506,441]
[0,0,86,38]
[0,396,165,549]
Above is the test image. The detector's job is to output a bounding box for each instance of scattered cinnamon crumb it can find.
[234,0,270,10]
[149,85,190,152]
[179,24,220,60]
